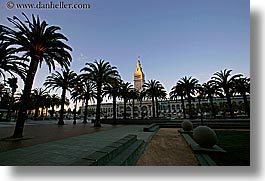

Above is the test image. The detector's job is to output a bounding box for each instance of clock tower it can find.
[134,56,145,91]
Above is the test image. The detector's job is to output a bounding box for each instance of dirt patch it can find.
[136,128,199,166]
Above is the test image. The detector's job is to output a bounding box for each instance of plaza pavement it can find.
[0,120,153,166]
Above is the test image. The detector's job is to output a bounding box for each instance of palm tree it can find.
[155,87,167,117]
[0,31,27,80]
[1,14,72,137]
[70,76,82,124]
[233,77,250,117]
[129,89,139,119]
[44,69,76,125]
[104,78,121,120]
[80,60,120,127]
[119,82,133,119]
[5,78,18,121]
[170,83,186,118]
[143,80,165,118]
[31,88,49,119]
[178,76,199,119]
[202,81,223,119]
[79,77,96,124]
[49,94,60,119]
[210,69,242,118]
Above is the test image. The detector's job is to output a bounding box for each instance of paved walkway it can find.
[0,122,153,166]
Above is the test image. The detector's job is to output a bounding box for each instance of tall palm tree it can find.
[178,76,199,119]
[80,60,120,127]
[119,82,133,119]
[170,83,186,118]
[233,77,250,117]
[210,69,242,118]
[143,80,165,118]
[44,69,76,125]
[1,13,72,137]
[104,78,121,120]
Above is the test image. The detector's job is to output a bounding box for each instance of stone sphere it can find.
[193,126,217,148]
[181,120,193,131]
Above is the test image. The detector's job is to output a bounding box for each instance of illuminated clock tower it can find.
[134,56,145,91]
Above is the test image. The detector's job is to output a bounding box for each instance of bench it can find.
[143,123,160,132]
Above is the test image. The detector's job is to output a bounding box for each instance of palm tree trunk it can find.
[13,60,38,138]
[73,99,77,124]
[243,93,250,117]
[226,92,234,118]
[51,105,55,118]
[188,95,193,119]
[94,85,102,127]
[181,96,186,119]
[7,91,15,121]
[58,88,66,125]
[46,108,48,117]
[209,96,215,119]
[41,106,44,117]
[113,95,117,120]
[151,96,155,117]
[34,107,39,120]
[155,97,158,118]
[83,98,88,123]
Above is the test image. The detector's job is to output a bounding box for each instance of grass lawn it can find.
[208,130,250,166]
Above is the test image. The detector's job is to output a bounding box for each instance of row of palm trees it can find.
[0,14,250,138]
[169,69,250,119]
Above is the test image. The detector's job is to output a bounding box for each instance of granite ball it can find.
[181,120,193,131]
[193,126,217,148]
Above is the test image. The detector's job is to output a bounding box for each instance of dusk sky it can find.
[0,0,250,106]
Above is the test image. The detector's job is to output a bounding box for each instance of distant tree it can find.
[178,76,198,119]
[119,82,133,119]
[202,81,223,119]
[49,94,60,118]
[143,80,166,118]
[170,82,186,118]
[79,76,96,124]
[44,69,76,125]
[5,78,18,121]
[233,77,250,117]
[210,69,242,118]
[31,88,49,119]
[104,78,121,120]
[80,60,120,127]
[129,89,139,119]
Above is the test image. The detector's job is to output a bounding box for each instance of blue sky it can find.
[0,0,249,105]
